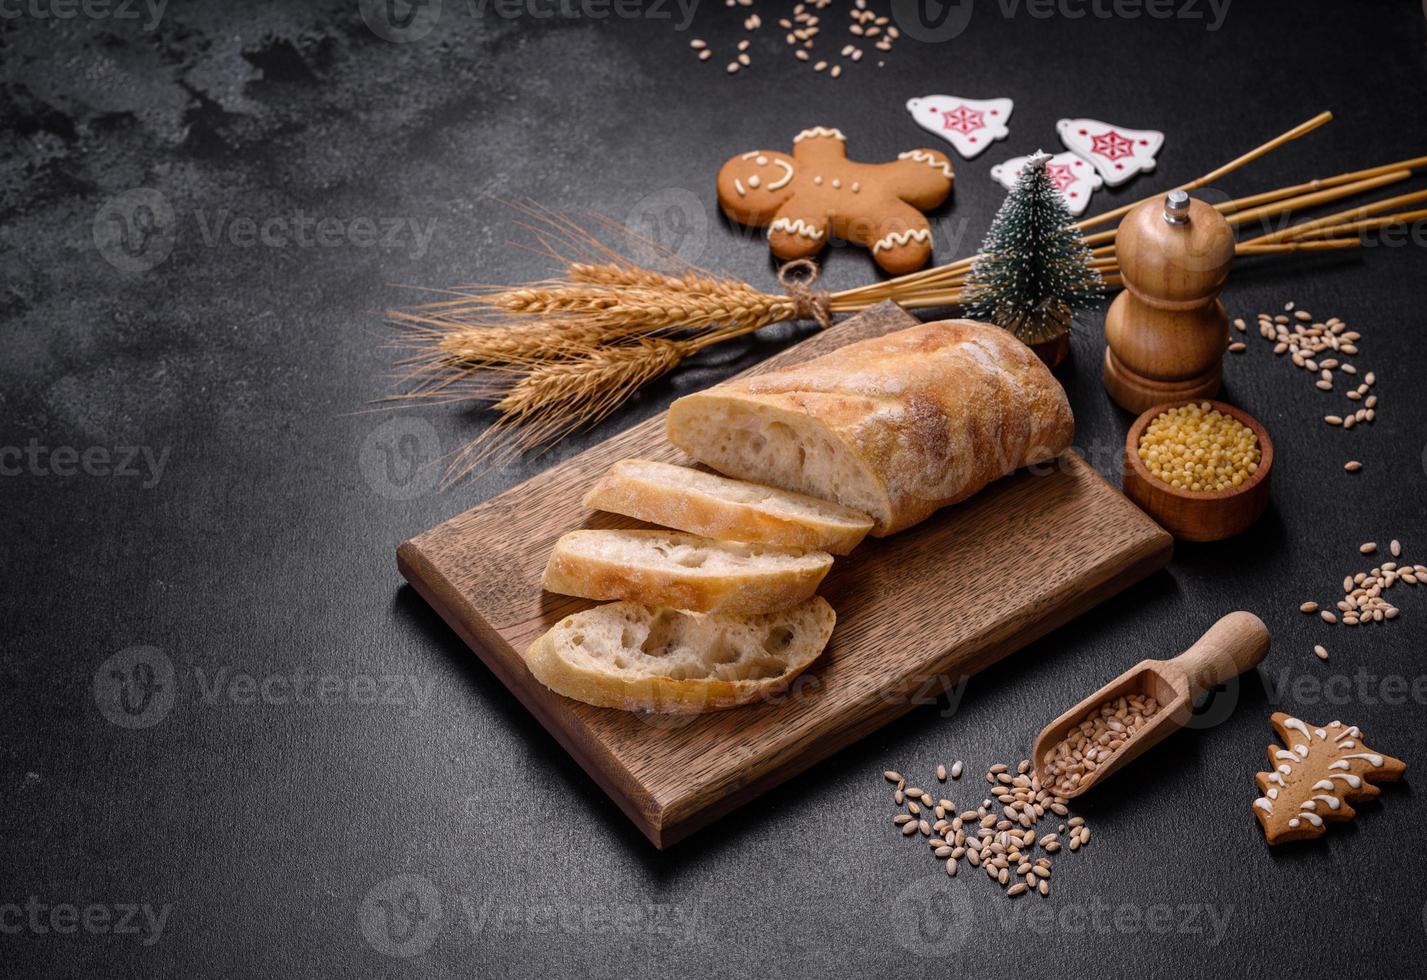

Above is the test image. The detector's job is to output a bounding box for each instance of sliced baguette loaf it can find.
[667,320,1074,536]
[543,529,832,615]
[524,597,835,712]
[583,459,873,556]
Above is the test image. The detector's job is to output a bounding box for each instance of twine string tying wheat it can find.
[777,258,834,330]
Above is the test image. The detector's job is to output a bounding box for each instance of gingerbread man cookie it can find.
[716,127,954,275]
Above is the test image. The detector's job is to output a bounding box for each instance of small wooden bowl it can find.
[1123,400,1273,542]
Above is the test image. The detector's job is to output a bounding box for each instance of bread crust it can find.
[524,597,836,713]
[543,530,831,616]
[667,319,1075,535]
[583,460,873,555]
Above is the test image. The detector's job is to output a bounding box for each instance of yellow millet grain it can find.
[1137,402,1260,492]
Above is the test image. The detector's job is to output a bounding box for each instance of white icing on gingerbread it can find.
[733,179,746,197]
[898,149,955,179]
[1340,752,1384,766]
[767,159,794,191]
[748,175,761,188]
[769,218,824,241]
[872,228,932,254]
[794,127,846,143]
[1284,717,1313,741]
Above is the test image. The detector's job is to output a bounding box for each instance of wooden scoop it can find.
[1031,611,1270,799]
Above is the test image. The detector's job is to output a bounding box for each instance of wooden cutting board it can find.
[398,302,1173,848]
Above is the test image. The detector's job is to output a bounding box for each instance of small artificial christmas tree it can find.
[964,152,1103,364]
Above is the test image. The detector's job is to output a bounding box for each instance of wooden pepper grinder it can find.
[1103,190,1237,413]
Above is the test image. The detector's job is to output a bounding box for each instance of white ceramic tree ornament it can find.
[904,96,1013,160]
[989,151,1103,216]
[1057,118,1165,187]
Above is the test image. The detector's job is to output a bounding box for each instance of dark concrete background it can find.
[3,1,1427,976]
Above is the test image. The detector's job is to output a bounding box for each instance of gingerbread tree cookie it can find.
[715,127,954,275]
[1252,712,1406,845]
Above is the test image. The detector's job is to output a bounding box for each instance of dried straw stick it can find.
[1078,170,1412,249]
[1074,111,1335,232]
[1280,208,1427,241]
[871,163,1427,311]
[1214,157,1427,214]
[1244,187,1427,245]
[1226,173,1417,232]
[1235,239,1362,255]
[841,114,1364,301]
[884,233,1372,312]
[392,112,1427,473]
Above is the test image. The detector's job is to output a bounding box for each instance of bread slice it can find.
[524,597,836,712]
[583,459,873,555]
[543,529,832,616]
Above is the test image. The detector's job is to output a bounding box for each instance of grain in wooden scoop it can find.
[1039,694,1162,797]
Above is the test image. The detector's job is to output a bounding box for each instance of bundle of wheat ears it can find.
[390,111,1427,480]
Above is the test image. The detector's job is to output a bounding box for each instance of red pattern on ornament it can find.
[940,105,986,135]
[1089,129,1135,162]
[1044,162,1077,192]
